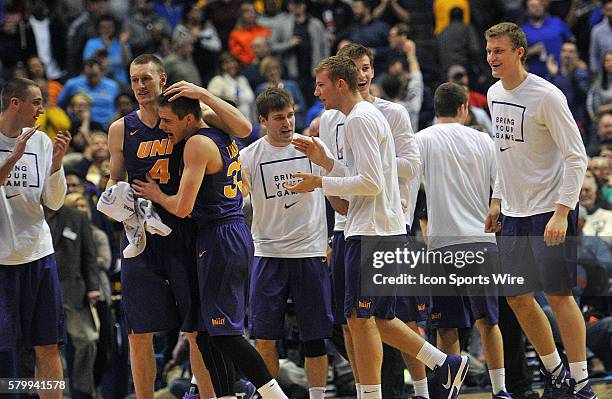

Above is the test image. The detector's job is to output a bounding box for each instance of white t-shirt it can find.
[319,99,420,232]
[487,73,587,217]
[0,130,66,264]
[322,101,406,237]
[416,123,497,250]
[241,134,327,257]
[319,109,348,232]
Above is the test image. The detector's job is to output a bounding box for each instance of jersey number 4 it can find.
[224,159,243,198]
[149,158,170,184]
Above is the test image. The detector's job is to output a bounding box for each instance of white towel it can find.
[97,183,171,258]
[96,182,134,222]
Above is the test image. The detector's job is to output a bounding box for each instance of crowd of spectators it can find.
[2,0,612,397]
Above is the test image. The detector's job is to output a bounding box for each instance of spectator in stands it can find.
[0,8,35,82]
[153,0,183,30]
[256,57,307,131]
[66,0,111,77]
[244,35,272,91]
[110,92,136,124]
[26,0,66,81]
[57,58,120,129]
[433,0,469,34]
[580,174,612,246]
[373,39,423,129]
[371,0,411,28]
[163,33,202,86]
[68,93,105,153]
[173,2,222,86]
[311,0,354,50]
[153,31,173,60]
[589,0,612,75]
[229,3,271,65]
[73,131,110,187]
[26,57,63,107]
[387,23,438,89]
[590,156,611,190]
[83,14,131,84]
[521,0,572,78]
[348,0,391,72]
[437,7,483,82]
[268,0,329,105]
[64,192,114,390]
[546,41,590,135]
[204,0,242,50]
[587,51,612,125]
[447,64,489,113]
[125,0,172,56]
[207,52,256,123]
[45,202,99,398]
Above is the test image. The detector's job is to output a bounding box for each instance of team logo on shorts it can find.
[211,317,226,326]
[430,312,441,320]
[358,300,372,310]
[417,303,426,311]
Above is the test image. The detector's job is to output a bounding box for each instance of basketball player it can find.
[107,54,251,398]
[417,82,510,399]
[319,43,430,399]
[484,23,593,399]
[240,88,332,399]
[288,56,469,399]
[131,92,289,399]
[0,78,71,398]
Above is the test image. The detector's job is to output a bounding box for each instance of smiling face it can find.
[19,86,44,126]
[486,34,524,80]
[352,54,374,98]
[130,62,166,106]
[260,106,295,146]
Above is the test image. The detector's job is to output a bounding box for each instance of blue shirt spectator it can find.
[521,0,572,78]
[57,59,119,129]
[590,1,612,75]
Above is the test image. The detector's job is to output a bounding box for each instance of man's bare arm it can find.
[106,118,126,188]
[164,81,252,138]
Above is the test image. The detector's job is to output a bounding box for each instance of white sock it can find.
[416,341,447,370]
[413,378,429,398]
[355,383,362,399]
[308,387,325,399]
[257,379,288,399]
[360,384,382,399]
[540,350,563,376]
[569,361,589,392]
[218,397,236,399]
[488,368,506,395]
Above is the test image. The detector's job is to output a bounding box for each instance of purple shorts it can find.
[0,254,66,350]
[120,220,198,333]
[331,231,347,324]
[249,256,333,341]
[196,219,253,336]
[344,236,398,320]
[499,208,578,295]
[430,295,499,328]
[395,295,431,323]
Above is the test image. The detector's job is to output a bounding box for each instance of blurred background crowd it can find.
[1,0,612,397]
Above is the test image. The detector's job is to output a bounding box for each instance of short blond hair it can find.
[485,22,528,65]
[64,192,88,208]
[314,56,358,92]
[259,56,281,76]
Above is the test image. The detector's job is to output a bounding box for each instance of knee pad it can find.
[303,338,327,358]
